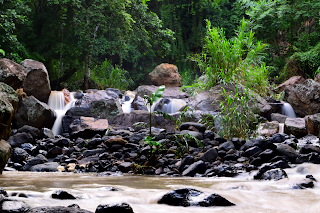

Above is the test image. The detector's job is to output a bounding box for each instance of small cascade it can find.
[151,98,187,113]
[281,102,296,118]
[121,91,135,113]
[48,91,76,136]
[279,123,284,134]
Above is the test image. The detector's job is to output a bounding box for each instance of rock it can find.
[95,203,134,213]
[284,79,320,117]
[260,168,288,181]
[118,162,133,173]
[21,59,51,103]
[105,138,128,146]
[135,85,188,99]
[0,58,27,90]
[0,140,11,174]
[11,147,29,163]
[284,117,307,138]
[0,82,19,140]
[1,200,31,213]
[153,98,187,113]
[13,96,56,129]
[158,188,235,207]
[270,133,287,143]
[7,132,33,148]
[74,90,84,99]
[149,63,181,87]
[131,95,147,111]
[0,187,8,196]
[17,125,40,139]
[28,206,92,213]
[178,155,194,172]
[62,89,71,105]
[276,76,305,93]
[52,190,76,200]
[244,146,262,157]
[180,130,203,141]
[299,144,320,155]
[305,113,320,137]
[180,122,206,133]
[276,143,298,162]
[219,141,235,152]
[75,90,120,107]
[257,121,279,137]
[30,162,59,172]
[40,128,55,139]
[69,117,108,139]
[271,113,288,124]
[182,160,206,177]
[199,148,218,163]
[22,154,48,171]
[128,133,144,144]
[83,149,104,157]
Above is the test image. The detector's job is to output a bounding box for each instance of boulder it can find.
[135,85,188,99]
[30,162,59,172]
[1,200,31,213]
[22,154,48,171]
[11,147,29,163]
[75,90,120,106]
[149,63,181,87]
[271,113,287,123]
[276,143,298,162]
[95,203,134,213]
[260,168,288,181]
[199,148,218,163]
[0,82,19,140]
[7,132,33,148]
[52,190,76,200]
[284,79,320,117]
[257,121,279,137]
[276,76,305,93]
[21,59,51,103]
[305,113,320,137]
[284,117,307,138]
[180,122,206,133]
[131,95,147,111]
[0,140,11,174]
[158,188,235,207]
[182,160,206,177]
[13,96,56,129]
[0,58,27,89]
[69,116,108,139]
[28,206,92,213]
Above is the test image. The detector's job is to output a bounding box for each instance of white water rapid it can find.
[121,91,136,113]
[48,91,76,136]
[2,163,320,213]
[151,98,187,113]
[281,102,296,118]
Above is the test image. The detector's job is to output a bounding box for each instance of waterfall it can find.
[48,91,76,136]
[151,98,187,113]
[279,123,284,134]
[281,102,296,118]
[121,91,135,113]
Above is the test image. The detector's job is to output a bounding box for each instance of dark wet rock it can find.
[0,140,12,174]
[22,154,48,171]
[86,138,103,149]
[104,138,127,147]
[52,190,76,200]
[180,122,206,133]
[69,117,108,139]
[0,58,27,90]
[270,160,291,169]
[299,144,320,155]
[284,118,307,138]
[260,168,288,181]
[30,162,59,172]
[158,188,235,207]
[199,148,218,163]
[270,133,288,143]
[47,146,63,158]
[14,96,56,129]
[54,138,72,148]
[0,187,8,196]
[258,149,276,161]
[83,149,105,157]
[244,146,262,157]
[178,156,194,172]
[129,133,144,144]
[276,143,298,162]
[95,202,134,213]
[7,132,33,148]
[40,128,55,139]
[213,165,238,177]
[291,181,314,189]
[219,141,235,152]
[11,147,29,164]
[182,160,206,177]
[17,125,40,139]
[74,90,84,99]
[271,113,288,124]
[28,206,92,213]
[240,138,276,151]
[180,130,203,141]
[1,200,31,213]
[203,130,216,140]
[118,162,133,173]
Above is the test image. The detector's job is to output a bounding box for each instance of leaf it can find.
[0,49,5,56]
[151,85,165,103]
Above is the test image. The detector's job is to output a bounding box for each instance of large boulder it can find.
[276,76,305,93]
[13,96,56,129]
[0,58,27,89]
[305,113,320,137]
[284,79,320,117]
[69,116,108,139]
[0,139,11,174]
[21,59,51,103]
[135,85,188,99]
[76,89,121,106]
[189,83,272,118]
[284,117,307,138]
[149,63,181,87]
[0,82,19,140]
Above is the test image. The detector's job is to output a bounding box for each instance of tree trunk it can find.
[84,53,89,90]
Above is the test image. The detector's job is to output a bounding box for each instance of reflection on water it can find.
[1,164,320,213]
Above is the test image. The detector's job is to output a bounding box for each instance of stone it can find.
[276,143,299,162]
[22,154,48,171]
[158,188,235,207]
[52,190,76,199]
[21,59,51,103]
[299,144,320,155]
[74,90,84,99]
[260,168,288,181]
[0,58,27,90]
[105,138,128,146]
[305,113,320,137]
[83,149,104,157]
[284,79,320,117]
[7,132,33,148]
[149,63,181,87]
[40,128,55,139]
[284,117,307,138]
[182,160,206,177]
[219,141,235,152]
[199,148,218,163]
[75,90,120,107]
[0,82,19,140]
[17,125,40,139]
[180,122,206,133]
[1,200,31,213]
[30,162,59,172]
[135,85,188,99]
[131,95,148,111]
[69,117,108,139]
[257,121,279,137]
[178,155,194,172]
[271,113,288,124]
[129,133,144,144]
[276,76,305,93]
[244,146,262,157]
[0,140,11,174]
[95,203,134,213]
[118,162,133,173]
[180,130,203,141]
[11,147,29,163]
[13,96,56,129]
[28,206,92,213]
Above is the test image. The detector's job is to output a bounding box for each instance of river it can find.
[1,163,320,213]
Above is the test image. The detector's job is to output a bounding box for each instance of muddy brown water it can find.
[1,163,320,213]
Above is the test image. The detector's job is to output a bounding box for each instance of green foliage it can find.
[91,59,133,90]
[217,87,257,140]
[190,18,269,95]
[0,49,5,57]
[171,133,204,158]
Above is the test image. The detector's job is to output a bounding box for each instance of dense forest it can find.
[1,0,320,92]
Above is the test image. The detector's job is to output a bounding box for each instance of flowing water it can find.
[281,102,296,118]
[48,91,76,135]
[2,163,320,213]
